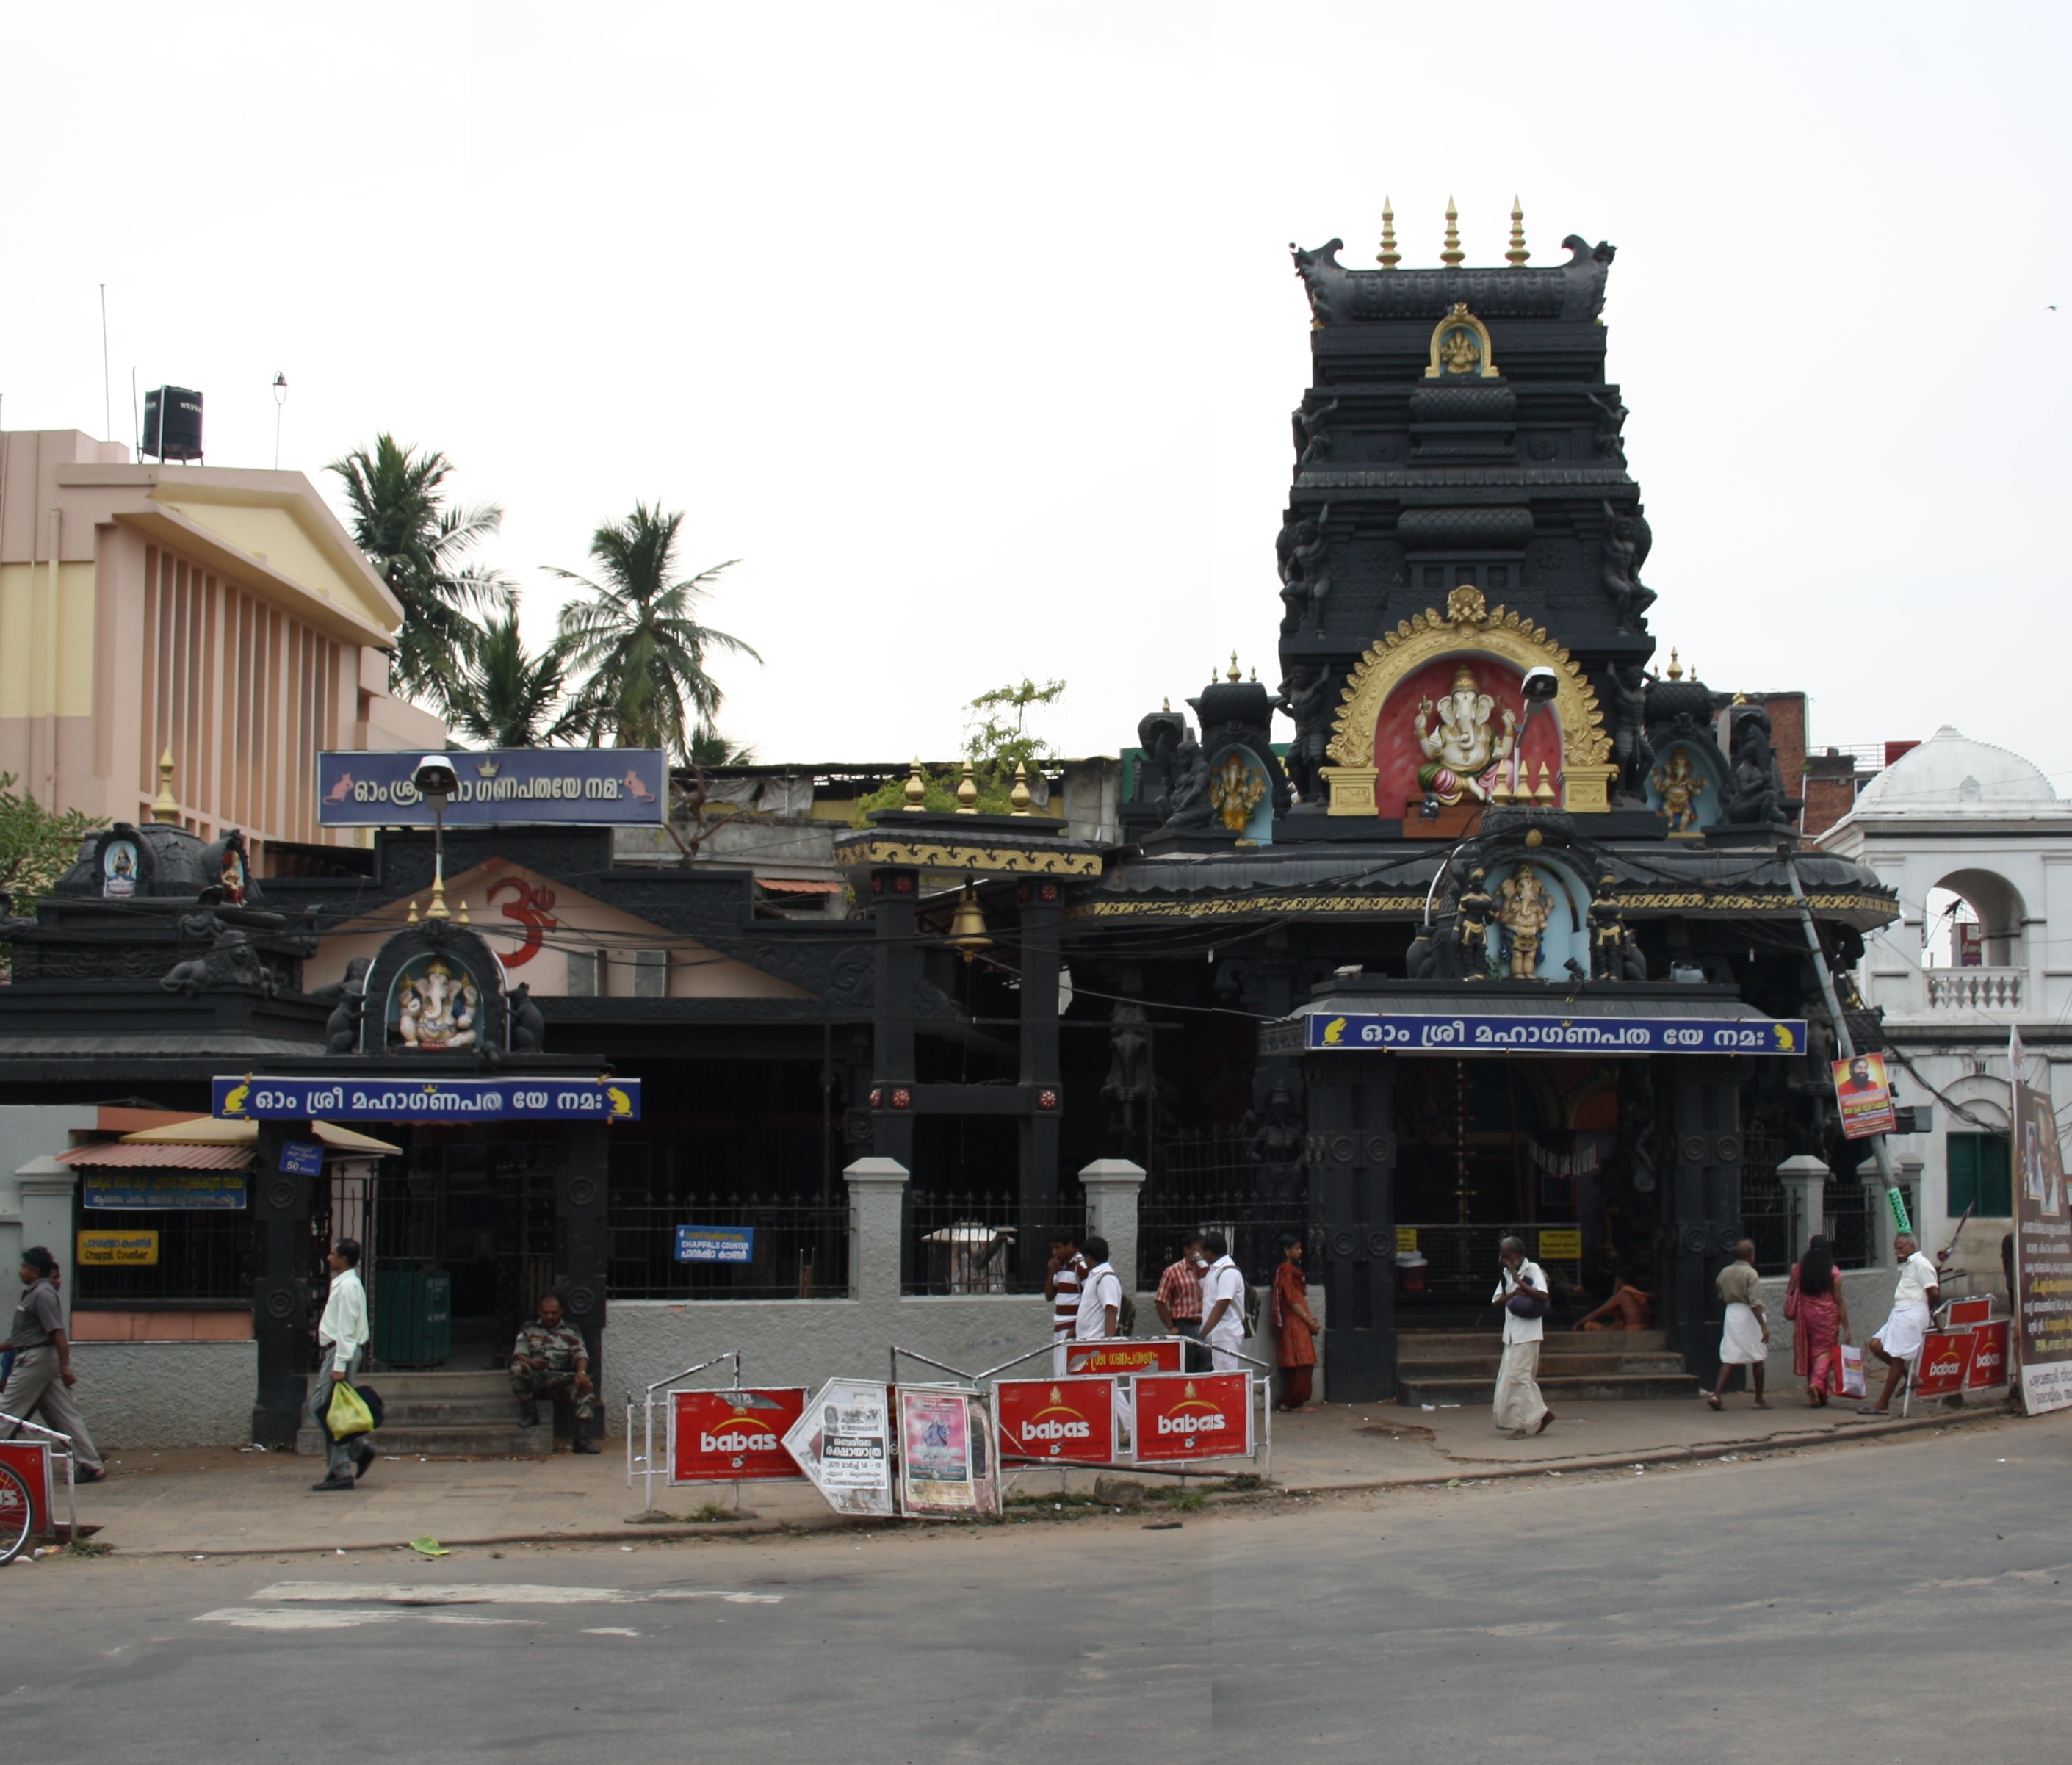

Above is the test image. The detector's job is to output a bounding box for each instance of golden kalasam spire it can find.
[1506,195,1530,266]
[1377,196,1401,269]
[955,761,979,814]
[1441,196,1464,267]
[1227,651,1241,682]
[152,748,180,823]
[1010,762,1033,817]
[903,757,927,810]
[1667,649,1683,681]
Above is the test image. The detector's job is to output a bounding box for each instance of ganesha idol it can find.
[1415,665,1518,806]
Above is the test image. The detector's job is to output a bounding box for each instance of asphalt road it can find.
[4,1418,2066,1763]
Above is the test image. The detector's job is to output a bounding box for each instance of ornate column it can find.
[1079,1158,1146,1293]
[1666,1058,1744,1384]
[556,1122,610,1392]
[1019,880,1064,1266]
[1302,1047,1397,1402]
[843,1156,909,1301]
[252,1120,314,1445]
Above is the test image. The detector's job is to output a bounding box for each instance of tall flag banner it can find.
[2010,1025,2072,1414]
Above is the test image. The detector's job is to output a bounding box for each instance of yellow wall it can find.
[153,496,397,635]
[0,560,98,718]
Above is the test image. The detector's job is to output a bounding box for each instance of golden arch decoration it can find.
[1320,584,1617,815]
[1424,303,1499,379]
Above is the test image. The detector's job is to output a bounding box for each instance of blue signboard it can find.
[214,1075,640,1122]
[1304,1013,1807,1056]
[315,749,667,827]
[675,1226,755,1264]
[278,1139,325,1176]
[82,1173,248,1210]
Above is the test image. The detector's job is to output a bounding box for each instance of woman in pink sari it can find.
[1786,1235,1851,1407]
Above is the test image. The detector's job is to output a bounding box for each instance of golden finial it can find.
[407,898,420,925]
[903,757,926,811]
[1249,667,1257,682]
[1732,691,1750,707]
[1227,651,1241,682]
[1162,697,1171,713]
[456,894,471,925]
[1534,761,1556,806]
[152,748,180,823]
[955,761,978,814]
[427,868,450,920]
[1506,195,1529,266]
[1377,197,1401,269]
[1010,762,1033,817]
[1440,196,1463,267]
[1666,649,1683,681]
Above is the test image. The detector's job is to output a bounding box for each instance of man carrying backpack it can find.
[1199,1232,1247,1371]
[1075,1237,1124,1341]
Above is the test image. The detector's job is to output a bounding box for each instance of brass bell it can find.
[946,883,992,961]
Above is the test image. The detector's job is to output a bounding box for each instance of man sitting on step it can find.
[510,1292,599,1453]
[1573,1271,1653,1332]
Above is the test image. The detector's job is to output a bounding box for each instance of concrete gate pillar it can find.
[844,1157,909,1300]
[1776,1154,1830,1262]
[1078,1158,1146,1293]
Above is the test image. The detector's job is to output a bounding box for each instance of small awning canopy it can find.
[57,1141,254,1169]
[56,1116,402,1163]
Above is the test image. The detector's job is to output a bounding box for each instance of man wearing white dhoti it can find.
[1860,1232,1943,1417]
[1706,1239,1771,1410]
[1491,1236,1554,1437]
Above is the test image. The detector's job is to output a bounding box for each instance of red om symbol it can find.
[488,877,559,967]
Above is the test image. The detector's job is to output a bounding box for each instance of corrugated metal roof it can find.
[57,1141,255,1169]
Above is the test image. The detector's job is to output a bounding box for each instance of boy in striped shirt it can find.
[1047,1227,1087,1376]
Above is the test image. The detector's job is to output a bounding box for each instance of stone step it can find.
[1398,1372,1703,1406]
[297,1421,560,1459]
[357,1370,514,1400]
[1397,1330,1670,1354]
[1396,1353,1690,1381]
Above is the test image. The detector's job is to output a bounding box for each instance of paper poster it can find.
[896,1387,997,1517]
[2010,1025,2072,1415]
[1833,1053,1897,1139]
[783,1379,894,1516]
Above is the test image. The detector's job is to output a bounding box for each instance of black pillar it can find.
[1017,881,1063,1267]
[1304,1049,1398,1402]
[252,1119,313,1445]
[556,1121,610,1393]
[869,867,918,1171]
[1664,1057,1745,1383]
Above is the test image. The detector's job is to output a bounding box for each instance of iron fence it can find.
[68,1203,258,1307]
[1138,1191,1307,1289]
[1741,1173,1794,1276]
[608,1196,849,1300]
[1393,1223,1584,1297]
[902,1188,1083,1296]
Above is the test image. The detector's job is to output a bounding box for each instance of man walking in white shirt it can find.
[310,1238,373,1492]
[1198,1232,1247,1371]
[1492,1235,1555,1438]
[1075,1237,1124,1341]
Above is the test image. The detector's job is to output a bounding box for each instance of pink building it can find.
[0,429,444,867]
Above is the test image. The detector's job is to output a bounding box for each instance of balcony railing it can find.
[1925,967,2024,1014]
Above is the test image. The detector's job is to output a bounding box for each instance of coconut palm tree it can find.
[328,435,506,711]
[445,591,582,748]
[549,502,759,762]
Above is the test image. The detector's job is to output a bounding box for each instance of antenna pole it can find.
[99,284,112,442]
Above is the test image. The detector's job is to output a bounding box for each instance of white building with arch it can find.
[1817,726,2072,1295]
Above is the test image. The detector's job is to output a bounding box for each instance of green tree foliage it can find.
[551,503,760,763]
[685,727,758,768]
[444,591,585,749]
[0,773,102,920]
[328,435,508,714]
[851,679,1066,823]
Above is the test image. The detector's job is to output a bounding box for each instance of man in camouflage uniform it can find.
[510,1292,599,1453]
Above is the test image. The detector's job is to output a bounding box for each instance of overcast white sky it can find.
[4,2,2066,776]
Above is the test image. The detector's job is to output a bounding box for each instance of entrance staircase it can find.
[1396,1329,1698,1407]
[297,1368,557,1459]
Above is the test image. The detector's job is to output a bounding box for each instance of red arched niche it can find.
[1375,654,1565,815]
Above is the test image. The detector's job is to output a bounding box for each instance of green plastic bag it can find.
[325,1379,375,1440]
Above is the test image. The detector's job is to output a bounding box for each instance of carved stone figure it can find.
[1588,876,1648,981]
[1208,751,1266,832]
[1276,503,1333,635]
[1603,663,1653,804]
[1599,499,1657,630]
[1295,397,1339,467]
[1416,668,1517,804]
[312,956,372,1053]
[1246,1080,1305,1194]
[160,926,276,997]
[1724,708,1788,825]
[1588,389,1628,463]
[1651,746,1707,833]
[1456,868,1497,975]
[509,979,546,1053]
[397,957,480,1050]
[1496,863,1553,978]
[1158,734,1214,831]
[1133,709,1187,818]
[1272,666,1335,806]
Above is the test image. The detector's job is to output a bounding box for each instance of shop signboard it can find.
[1967,1321,2011,1390]
[995,1376,1117,1465]
[76,1230,157,1266]
[278,1140,325,1177]
[1913,1332,1978,1401]
[1946,1297,1993,1327]
[1832,1053,1898,1139]
[895,1387,998,1517]
[2010,1025,2072,1415]
[213,1075,640,1122]
[81,1173,246,1210]
[1130,1372,1252,1462]
[675,1227,754,1264]
[668,1388,809,1484]
[316,749,667,827]
[784,1379,895,1517]
[1064,1339,1183,1377]
[1303,1012,1806,1056]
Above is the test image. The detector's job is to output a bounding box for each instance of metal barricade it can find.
[0,1417,79,1563]
[623,1350,743,1515]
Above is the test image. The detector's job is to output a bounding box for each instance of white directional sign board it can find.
[783,1378,895,1517]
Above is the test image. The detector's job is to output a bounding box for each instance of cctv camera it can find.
[1521,667,1559,704]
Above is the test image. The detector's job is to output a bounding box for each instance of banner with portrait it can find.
[1832,1053,1897,1139]
[2010,1025,2072,1415]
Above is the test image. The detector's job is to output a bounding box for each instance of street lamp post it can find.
[414,754,460,920]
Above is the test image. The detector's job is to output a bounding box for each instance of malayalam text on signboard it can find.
[1063,1339,1183,1377]
[214,1076,640,1122]
[76,1230,158,1266]
[1304,1012,1807,1055]
[1832,1053,1898,1139]
[675,1227,754,1265]
[783,1379,895,1517]
[316,749,667,827]
[2010,1025,2072,1415]
[81,1173,246,1210]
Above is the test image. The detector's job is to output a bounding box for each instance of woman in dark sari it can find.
[1786,1235,1851,1407]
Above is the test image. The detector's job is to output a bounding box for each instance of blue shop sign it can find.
[278,1140,325,1176]
[82,1173,248,1210]
[315,749,666,827]
[675,1226,754,1264]
[1304,1013,1808,1055]
[214,1076,640,1121]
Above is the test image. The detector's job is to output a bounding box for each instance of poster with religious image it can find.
[895,1387,997,1518]
[1831,1053,1896,1139]
[2010,1025,2072,1415]
[101,837,139,898]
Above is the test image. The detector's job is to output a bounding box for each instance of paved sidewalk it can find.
[32,1390,2035,1558]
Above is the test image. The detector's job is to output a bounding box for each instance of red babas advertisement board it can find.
[1913,1332,1978,1400]
[1966,1321,2011,1390]
[1131,1372,1252,1462]
[1064,1339,1184,1376]
[669,1388,809,1484]
[995,1376,1116,1464]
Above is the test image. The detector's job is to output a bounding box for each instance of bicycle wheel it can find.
[0,1462,33,1565]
